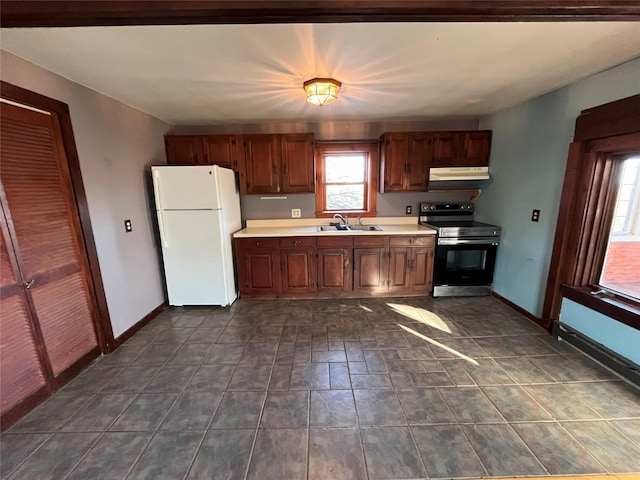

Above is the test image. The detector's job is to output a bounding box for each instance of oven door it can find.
[434,238,498,286]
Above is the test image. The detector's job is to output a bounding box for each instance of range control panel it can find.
[419,202,474,215]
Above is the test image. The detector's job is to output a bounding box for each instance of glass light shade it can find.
[303,78,342,106]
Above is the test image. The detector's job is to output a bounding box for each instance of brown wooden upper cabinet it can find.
[165,134,243,171]
[431,130,492,167]
[244,133,315,194]
[380,132,432,192]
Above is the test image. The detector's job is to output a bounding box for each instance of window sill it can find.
[560,284,640,330]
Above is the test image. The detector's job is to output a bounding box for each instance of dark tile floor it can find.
[3,296,640,479]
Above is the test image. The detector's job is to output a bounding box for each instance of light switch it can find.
[124,219,132,232]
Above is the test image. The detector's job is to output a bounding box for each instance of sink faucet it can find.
[333,213,348,226]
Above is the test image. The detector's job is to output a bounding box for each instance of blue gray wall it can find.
[561,299,640,365]
[477,57,640,362]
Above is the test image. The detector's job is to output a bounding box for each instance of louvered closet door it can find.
[0,103,97,376]
[0,225,48,414]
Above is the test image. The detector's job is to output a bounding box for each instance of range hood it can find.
[429,166,490,181]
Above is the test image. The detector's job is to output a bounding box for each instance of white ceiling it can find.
[1,22,639,125]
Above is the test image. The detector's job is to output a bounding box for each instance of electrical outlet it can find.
[124,219,132,232]
[291,208,301,218]
[405,205,412,215]
[531,209,540,222]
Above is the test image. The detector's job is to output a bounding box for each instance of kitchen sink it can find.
[317,225,348,231]
[346,225,381,231]
[317,225,381,232]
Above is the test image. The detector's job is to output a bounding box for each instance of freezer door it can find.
[157,209,235,306]
[152,165,221,210]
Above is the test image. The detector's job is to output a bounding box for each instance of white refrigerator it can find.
[151,165,242,306]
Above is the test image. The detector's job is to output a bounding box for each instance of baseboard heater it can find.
[552,321,640,386]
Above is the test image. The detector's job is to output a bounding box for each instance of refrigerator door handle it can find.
[152,169,163,210]
[157,211,169,248]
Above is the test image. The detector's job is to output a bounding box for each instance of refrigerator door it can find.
[152,165,221,211]
[215,166,242,303]
[157,209,234,306]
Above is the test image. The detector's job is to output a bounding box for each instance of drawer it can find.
[279,236,316,248]
[237,237,279,249]
[389,235,435,247]
[354,236,388,247]
[317,236,353,247]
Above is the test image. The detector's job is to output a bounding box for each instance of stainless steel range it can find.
[419,202,501,297]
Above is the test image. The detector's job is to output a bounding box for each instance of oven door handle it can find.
[437,237,499,246]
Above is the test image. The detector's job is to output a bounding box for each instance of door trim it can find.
[0,80,115,351]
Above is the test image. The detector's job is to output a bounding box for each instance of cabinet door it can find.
[281,247,316,294]
[165,136,202,165]
[281,133,314,193]
[409,247,434,293]
[463,131,492,167]
[431,132,463,167]
[201,135,238,170]
[236,239,281,295]
[381,133,408,192]
[244,134,280,194]
[405,133,432,191]
[353,248,388,294]
[388,247,411,293]
[317,247,352,293]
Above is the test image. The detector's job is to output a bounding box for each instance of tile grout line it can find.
[241,307,280,480]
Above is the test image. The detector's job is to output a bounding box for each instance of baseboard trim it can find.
[491,291,548,330]
[554,320,640,386]
[112,302,168,349]
[1,345,102,431]
[1,386,50,431]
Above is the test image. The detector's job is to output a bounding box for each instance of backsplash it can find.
[240,185,485,221]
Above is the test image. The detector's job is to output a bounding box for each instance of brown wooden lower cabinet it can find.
[353,247,389,294]
[317,247,352,293]
[235,234,434,298]
[281,247,317,294]
[235,238,281,295]
[317,236,352,294]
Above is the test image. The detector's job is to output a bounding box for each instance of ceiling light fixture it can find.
[303,78,342,106]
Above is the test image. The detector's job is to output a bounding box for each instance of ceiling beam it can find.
[2,1,640,28]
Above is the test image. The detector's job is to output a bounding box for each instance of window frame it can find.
[587,151,640,303]
[315,143,378,218]
[543,94,640,331]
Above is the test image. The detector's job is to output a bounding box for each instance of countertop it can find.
[233,217,437,238]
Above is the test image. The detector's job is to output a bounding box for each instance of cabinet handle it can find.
[353,260,358,271]
[272,165,276,175]
[344,259,349,271]
[256,241,262,246]
[24,279,35,289]
[294,240,301,246]
[409,238,414,244]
